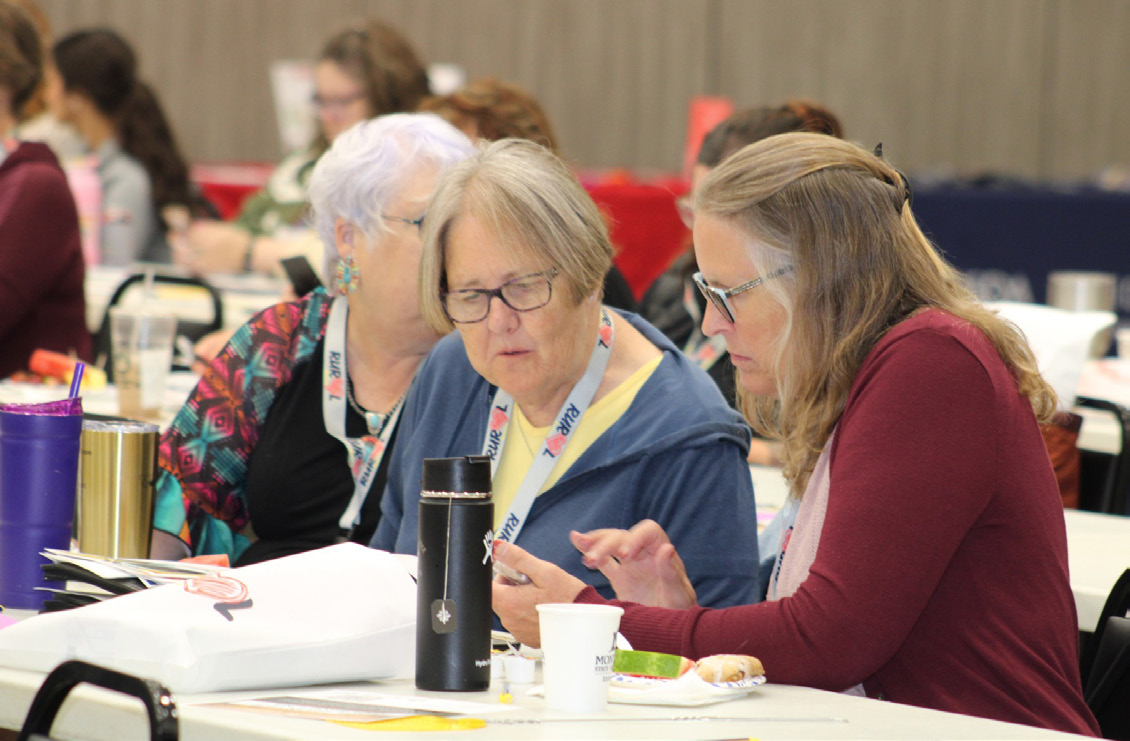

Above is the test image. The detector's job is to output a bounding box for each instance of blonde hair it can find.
[696,132,1056,496]
[419,138,612,333]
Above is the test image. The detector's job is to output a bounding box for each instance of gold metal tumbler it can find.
[76,417,159,559]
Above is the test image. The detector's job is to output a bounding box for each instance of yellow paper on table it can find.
[334,715,486,732]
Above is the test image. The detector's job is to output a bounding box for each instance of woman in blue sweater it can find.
[373,139,759,608]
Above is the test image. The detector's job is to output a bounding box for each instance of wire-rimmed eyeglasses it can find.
[442,268,559,324]
[692,265,793,323]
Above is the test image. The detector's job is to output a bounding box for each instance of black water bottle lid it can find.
[420,456,492,498]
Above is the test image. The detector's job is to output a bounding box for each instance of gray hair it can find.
[306,112,474,287]
[419,138,612,332]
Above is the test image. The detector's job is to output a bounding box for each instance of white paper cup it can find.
[536,603,623,713]
[503,653,536,684]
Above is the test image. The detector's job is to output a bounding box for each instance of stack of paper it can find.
[38,549,226,612]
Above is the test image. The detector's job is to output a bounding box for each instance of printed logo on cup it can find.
[594,631,618,678]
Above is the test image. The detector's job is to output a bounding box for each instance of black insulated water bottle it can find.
[415,455,494,691]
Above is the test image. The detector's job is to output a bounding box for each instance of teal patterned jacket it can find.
[153,288,332,559]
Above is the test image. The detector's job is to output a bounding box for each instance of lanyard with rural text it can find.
[323,296,404,536]
[484,309,614,543]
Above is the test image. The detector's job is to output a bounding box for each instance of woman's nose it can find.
[485,295,518,333]
[701,300,730,338]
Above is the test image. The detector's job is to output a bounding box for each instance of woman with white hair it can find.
[373,139,759,609]
[151,113,473,565]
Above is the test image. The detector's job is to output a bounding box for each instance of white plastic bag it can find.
[0,543,416,693]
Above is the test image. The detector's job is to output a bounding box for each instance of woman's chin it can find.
[736,372,777,398]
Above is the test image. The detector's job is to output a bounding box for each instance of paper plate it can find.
[609,670,766,706]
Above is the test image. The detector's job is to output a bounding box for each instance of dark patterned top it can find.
[154,288,386,563]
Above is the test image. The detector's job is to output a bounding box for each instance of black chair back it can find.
[1081,568,1130,686]
[1076,397,1130,515]
[1085,616,1130,740]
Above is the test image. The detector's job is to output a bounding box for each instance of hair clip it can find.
[872,142,911,213]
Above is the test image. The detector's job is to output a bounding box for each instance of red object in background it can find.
[191,160,692,302]
[181,554,231,568]
[28,349,78,381]
[584,173,690,301]
[682,96,734,180]
[191,163,274,221]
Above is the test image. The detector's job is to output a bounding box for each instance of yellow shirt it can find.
[492,356,662,528]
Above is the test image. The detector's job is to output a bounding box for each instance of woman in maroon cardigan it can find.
[493,133,1099,736]
[0,1,89,378]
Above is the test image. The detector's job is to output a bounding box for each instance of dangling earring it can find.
[335,254,360,294]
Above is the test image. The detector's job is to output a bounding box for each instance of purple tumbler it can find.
[0,397,83,611]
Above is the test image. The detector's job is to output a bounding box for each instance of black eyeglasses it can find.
[382,213,425,234]
[692,265,793,323]
[442,268,559,324]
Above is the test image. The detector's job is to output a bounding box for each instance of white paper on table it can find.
[208,687,516,722]
[1078,359,1130,407]
[986,301,1117,408]
[41,549,225,584]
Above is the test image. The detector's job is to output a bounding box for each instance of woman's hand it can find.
[491,540,586,648]
[570,520,697,610]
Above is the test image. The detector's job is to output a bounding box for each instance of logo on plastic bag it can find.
[184,575,254,621]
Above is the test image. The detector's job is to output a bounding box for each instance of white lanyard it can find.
[682,278,727,371]
[322,296,404,534]
[484,309,614,543]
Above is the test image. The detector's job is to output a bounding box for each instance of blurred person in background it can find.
[9,0,83,160]
[420,77,638,313]
[175,19,430,280]
[640,100,842,467]
[373,139,758,609]
[419,76,559,151]
[642,101,842,410]
[0,0,90,378]
[52,28,196,266]
[151,114,473,565]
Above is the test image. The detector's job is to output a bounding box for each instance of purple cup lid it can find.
[0,397,83,416]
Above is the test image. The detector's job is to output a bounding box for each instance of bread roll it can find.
[693,654,764,683]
